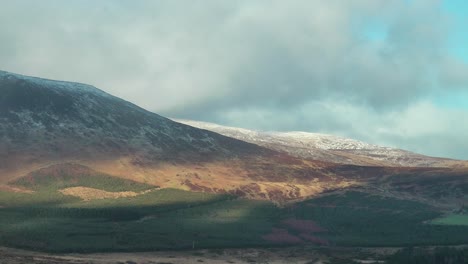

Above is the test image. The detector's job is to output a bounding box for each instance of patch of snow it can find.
[173,119,436,166]
[175,119,388,151]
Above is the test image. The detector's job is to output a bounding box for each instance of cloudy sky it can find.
[1,0,467,159]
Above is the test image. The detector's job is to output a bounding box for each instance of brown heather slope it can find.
[5,156,357,202]
[1,70,467,205]
[6,158,468,206]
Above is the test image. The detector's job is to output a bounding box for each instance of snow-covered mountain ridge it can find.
[175,119,467,168]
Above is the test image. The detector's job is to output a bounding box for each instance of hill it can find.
[176,119,468,168]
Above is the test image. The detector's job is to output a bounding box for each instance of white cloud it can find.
[216,100,468,159]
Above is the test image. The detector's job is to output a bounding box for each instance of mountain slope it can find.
[175,119,468,168]
[0,70,263,160]
[0,70,270,180]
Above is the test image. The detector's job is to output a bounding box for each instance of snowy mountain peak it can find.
[176,119,388,152]
[269,131,384,150]
[175,119,463,167]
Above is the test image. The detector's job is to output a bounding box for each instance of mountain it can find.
[0,70,347,201]
[0,70,467,204]
[175,119,468,168]
[0,70,263,162]
[0,70,265,180]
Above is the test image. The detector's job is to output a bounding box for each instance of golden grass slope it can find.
[2,151,467,205]
[59,187,156,201]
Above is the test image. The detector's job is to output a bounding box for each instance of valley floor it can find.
[0,246,398,264]
[3,245,468,264]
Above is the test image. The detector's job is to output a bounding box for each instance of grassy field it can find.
[1,187,468,253]
[0,188,276,252]
[290,192,468,247]
[431,214,468,226]
[386,247,468,264]
[11,168,154,193]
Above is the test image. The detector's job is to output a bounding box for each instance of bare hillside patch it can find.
[59,186,155,201]
[0,185,34,194]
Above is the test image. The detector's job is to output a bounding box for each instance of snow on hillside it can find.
[177,119,389,151]
[175,119,458,167]
[0,70,112,98]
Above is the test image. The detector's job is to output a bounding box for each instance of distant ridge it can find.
[175,119,468,168]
